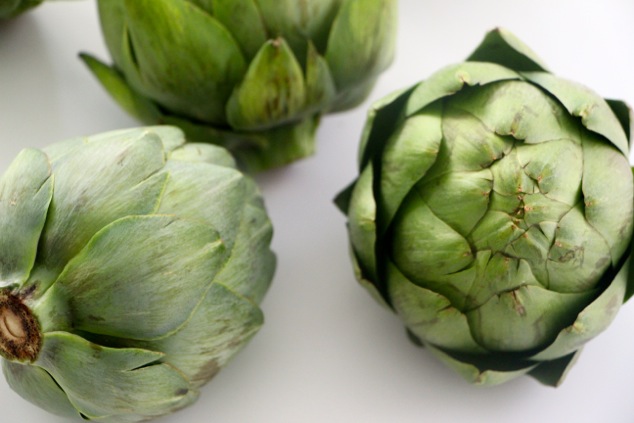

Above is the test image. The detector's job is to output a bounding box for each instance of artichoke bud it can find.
[337,28,634,387]
[82,0,398,171]
[0,126,275,421]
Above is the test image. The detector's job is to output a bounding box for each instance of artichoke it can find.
[0,126,275,420]
[0,0,43,19]
[80,0,397,172]
[336,28,634,386]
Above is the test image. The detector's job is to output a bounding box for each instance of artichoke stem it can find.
[0,290,41,362]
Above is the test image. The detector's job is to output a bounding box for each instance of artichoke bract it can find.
[0,126,275,420]
[0,0,43,19]
[336,28,634,386]
[80,0,397,172]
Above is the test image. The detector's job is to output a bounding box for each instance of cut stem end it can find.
[0,290,41,362]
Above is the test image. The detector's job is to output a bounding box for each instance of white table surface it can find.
[2,1,634,422]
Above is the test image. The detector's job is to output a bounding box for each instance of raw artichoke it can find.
[0,0,43,19]
[336,28,634,386]
[80,0,397,172]
[0,126,275,420]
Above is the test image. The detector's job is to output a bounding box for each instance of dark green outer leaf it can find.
[605,99,632,142]
[466,27,549,72]
[425,344,538,386]
[358,86,414,171]
[528,350,581,387]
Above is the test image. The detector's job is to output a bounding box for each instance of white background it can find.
[2,1,634,422]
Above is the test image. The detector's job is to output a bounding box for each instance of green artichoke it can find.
[80,0,397,172]
[336,28,634,386]
[0,0,43,19]
[0,126,275,420]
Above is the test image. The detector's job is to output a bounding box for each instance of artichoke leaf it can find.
[528,350,581,387]
[425,344,537,386]
[466,27,549,72]
[466,284,597,352]
[350,247,390,308]
[138,283,264,389]
[464,255,543,311]
[325,0,397,92]
[0,149,52,288]
[358,86,414,170]
[80,53,162,124]
[304,41,337,113]
[2,360,79,419]
[387,260,485,353]
[35,332,191,420]
[391,193,473,280]
[96,0,128,70]
[417,169,492,237]
[157,160,246,252]
[523,71,630,156]
[546,205,613,293]
[379,102,443,233]
[37,131,169,278]
[449,80,579,144]
[347,164,379,283]
[256,0,342,62]
[212,187,275,304]
[580,131,633,265]
[226,38,307,130]
[169,142,237,168]
[470,211,526,253]
[604,99,632,142]
[211,0,268,60]
[123,0,247,123]
[47,215,227,340]
[440,105,512,173]
[532,259,628,361]
[405,62,521,117]
[515,138,582,206]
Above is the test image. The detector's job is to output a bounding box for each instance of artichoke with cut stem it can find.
[336,28,634,386]
[81,0,398,172]
[0,126,275,420]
